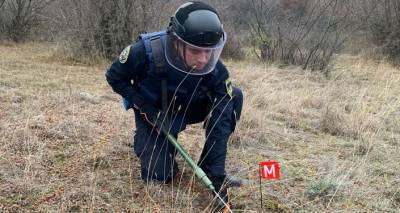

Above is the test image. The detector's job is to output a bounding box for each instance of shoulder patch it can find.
[119,45,131,64]
[225,79,233,98]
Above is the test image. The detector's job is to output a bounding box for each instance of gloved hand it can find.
[210,175,230,211]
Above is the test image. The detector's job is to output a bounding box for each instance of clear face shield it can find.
[165,32,226,75]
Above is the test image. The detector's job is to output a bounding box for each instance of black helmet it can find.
[168,1,225,47]
[165,2,227,75]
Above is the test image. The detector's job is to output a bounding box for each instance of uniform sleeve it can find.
[207,61,234,135]
[203,61,235,175]
[105,41,148,110]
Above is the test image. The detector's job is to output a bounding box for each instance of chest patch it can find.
[119,45,131,64]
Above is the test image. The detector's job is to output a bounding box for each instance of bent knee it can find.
[232,86,243,102]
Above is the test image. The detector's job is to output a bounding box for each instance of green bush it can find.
[305,178,338,201]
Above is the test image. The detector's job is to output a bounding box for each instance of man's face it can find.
[179,43,212,71]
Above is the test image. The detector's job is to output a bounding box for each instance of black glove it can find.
[210,175,229,211]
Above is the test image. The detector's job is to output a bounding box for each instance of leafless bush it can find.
[0,0,53,42]
[54,0,138,60]
[0,2,5,40]
[51,0,181,61]
[211,0,247,60]
[249,0,363,71]
[364,0,400,64]
[221,25,245,60]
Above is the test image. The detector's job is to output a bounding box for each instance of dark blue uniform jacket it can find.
[105,37,236,176]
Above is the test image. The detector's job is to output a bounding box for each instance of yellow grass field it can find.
[1,43,399,212]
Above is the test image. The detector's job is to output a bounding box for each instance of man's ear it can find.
[176,41,185,57]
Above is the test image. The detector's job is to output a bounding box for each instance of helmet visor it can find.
[165,32,226,75]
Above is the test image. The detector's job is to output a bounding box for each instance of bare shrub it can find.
[365,0,400,64]
[53,0,138,61]
[221,24,245,60]
[51,0,181,61]
[211,0,247,60]
[0,0,53,42]
[319,106,347,136]
[249,0,363,71]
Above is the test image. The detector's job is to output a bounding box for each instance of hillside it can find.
[0,43,399,212]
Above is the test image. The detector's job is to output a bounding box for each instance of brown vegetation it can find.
[1,0,399,67]
[1,43,399,211]
[1,0,400,212]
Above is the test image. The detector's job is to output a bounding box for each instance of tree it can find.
[1,0,53,42]
[249,0,364,71]
[364,0,400,64]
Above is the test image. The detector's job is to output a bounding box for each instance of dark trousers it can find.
[132,87,243,183]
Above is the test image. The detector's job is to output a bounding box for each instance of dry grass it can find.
[1,43,399,212]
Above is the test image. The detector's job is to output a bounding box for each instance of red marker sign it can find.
[260,161,280,179]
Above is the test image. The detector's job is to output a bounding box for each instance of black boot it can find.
[198,163,242,188]
[225,175,242,188]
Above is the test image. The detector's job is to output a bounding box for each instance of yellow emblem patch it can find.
[119,45,131,64]
[225,79,233,98]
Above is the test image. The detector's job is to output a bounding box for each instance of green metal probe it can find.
[165,133,215,191]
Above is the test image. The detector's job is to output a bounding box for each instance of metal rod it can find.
[213,190,233,213]
[165,131,234,212]
[165,133,215,191]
